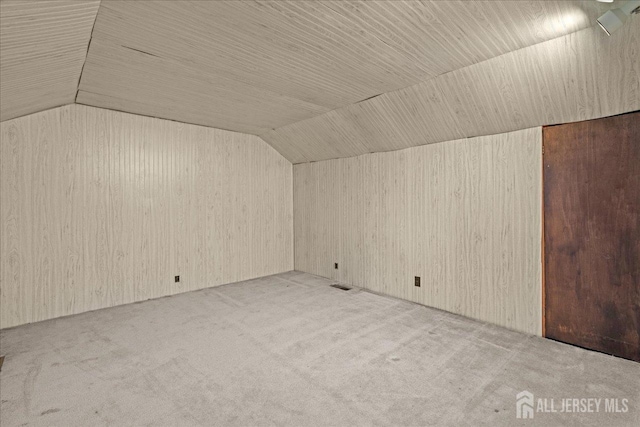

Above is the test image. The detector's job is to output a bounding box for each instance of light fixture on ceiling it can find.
[597,0,640,35]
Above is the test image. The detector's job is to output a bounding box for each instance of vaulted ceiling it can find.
[1,1,638,163]
[264,22,639,162]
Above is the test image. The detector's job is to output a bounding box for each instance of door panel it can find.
[544,111,639,362]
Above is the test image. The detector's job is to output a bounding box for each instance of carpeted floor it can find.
[1,271,638,426]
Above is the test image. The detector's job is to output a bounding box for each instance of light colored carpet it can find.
[1,271,638,426]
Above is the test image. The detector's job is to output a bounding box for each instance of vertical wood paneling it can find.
[0,104,293,329]
[294,128,542,335]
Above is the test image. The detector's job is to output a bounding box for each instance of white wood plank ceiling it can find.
[2,1,637,162]
[0,0,100,121]
[263,22,640,162]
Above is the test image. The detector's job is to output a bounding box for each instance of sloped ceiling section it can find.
[75,0,608,135]
[262,21,640,163]
[0,0,100,121]
[1,0,635,164]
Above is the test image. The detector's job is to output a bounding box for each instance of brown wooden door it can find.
[544,111,640,362]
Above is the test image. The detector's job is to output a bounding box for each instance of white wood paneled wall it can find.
[294,128,542,335]
[0,104,293,329]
